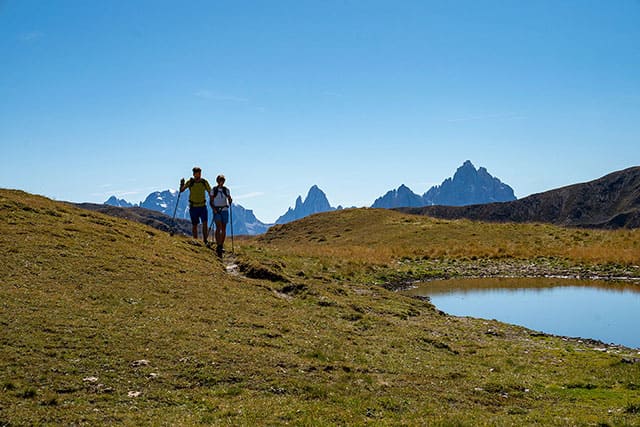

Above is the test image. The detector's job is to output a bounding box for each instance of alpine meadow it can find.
[2,189,640,425]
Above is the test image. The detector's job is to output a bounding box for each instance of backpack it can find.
[212,186,230,207]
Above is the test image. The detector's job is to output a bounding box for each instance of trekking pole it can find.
[230,203,234,254]
[169,180,183,236]
[207,207,215,238]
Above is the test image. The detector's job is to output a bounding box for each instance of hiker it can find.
[210,174,232,256]
[179,167,212,244]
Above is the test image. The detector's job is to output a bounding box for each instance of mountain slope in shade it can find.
[75,203,193,236]
[276,185,335,224]
[400,166,640,229]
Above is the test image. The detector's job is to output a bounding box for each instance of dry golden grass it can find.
[259,208,640,265]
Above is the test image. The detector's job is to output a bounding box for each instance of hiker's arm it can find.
[179,178,188,193]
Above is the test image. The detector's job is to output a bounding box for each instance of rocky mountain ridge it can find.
[372,161,516,209]
[399,166,640,229]
[275,185,339,225]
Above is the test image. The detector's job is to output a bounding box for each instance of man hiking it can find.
[180,167,212,244]
[210,174,232,257]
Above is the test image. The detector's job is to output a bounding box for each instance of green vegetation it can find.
[1,189,639,425]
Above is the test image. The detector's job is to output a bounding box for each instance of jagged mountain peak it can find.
[423,161,516,207]
[371,184,424,209]
[451,160,481,182]
[104,196,134,208]
[373,161,516,209]
[306,185,329,202]
[275,185,335,225]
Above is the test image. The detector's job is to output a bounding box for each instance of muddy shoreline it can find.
[379,257,640,291]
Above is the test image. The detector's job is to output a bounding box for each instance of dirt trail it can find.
[222,252,241,276]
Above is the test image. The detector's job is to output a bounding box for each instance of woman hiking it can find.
[210,174,232,257]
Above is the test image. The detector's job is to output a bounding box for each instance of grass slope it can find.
[251,208,640,286]
[1,190,640,425]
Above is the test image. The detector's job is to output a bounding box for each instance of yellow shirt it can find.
[185,178,211,207]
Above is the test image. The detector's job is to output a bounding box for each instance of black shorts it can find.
[189,206,208,225]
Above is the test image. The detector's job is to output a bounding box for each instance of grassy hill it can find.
[252,208,640,287]
[1,189,640,425]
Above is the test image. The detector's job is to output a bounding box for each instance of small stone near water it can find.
[621,357,640,364]
[83,376,98,383]
[128,391,142,398]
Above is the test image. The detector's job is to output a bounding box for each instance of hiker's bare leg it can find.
[192,224,198,239]
[215,221,224,246]
[202,222,208,243]
[220,226,227,245]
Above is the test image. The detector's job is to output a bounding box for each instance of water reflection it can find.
[405,278,640,349]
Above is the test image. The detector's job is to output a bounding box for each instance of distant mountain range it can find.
[97,161,640,235]
[399,166,640,229]
[101,161,517,235]
[372,161,516,209]
[105,190,270,236]
[103,184,344,235]
[104,196,134,208]
[95,162,640,235]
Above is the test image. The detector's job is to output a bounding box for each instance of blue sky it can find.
[1,1,639,222]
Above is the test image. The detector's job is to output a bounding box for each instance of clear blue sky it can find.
[1,0,639,223]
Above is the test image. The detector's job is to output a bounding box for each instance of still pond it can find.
[404,278,640,349]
